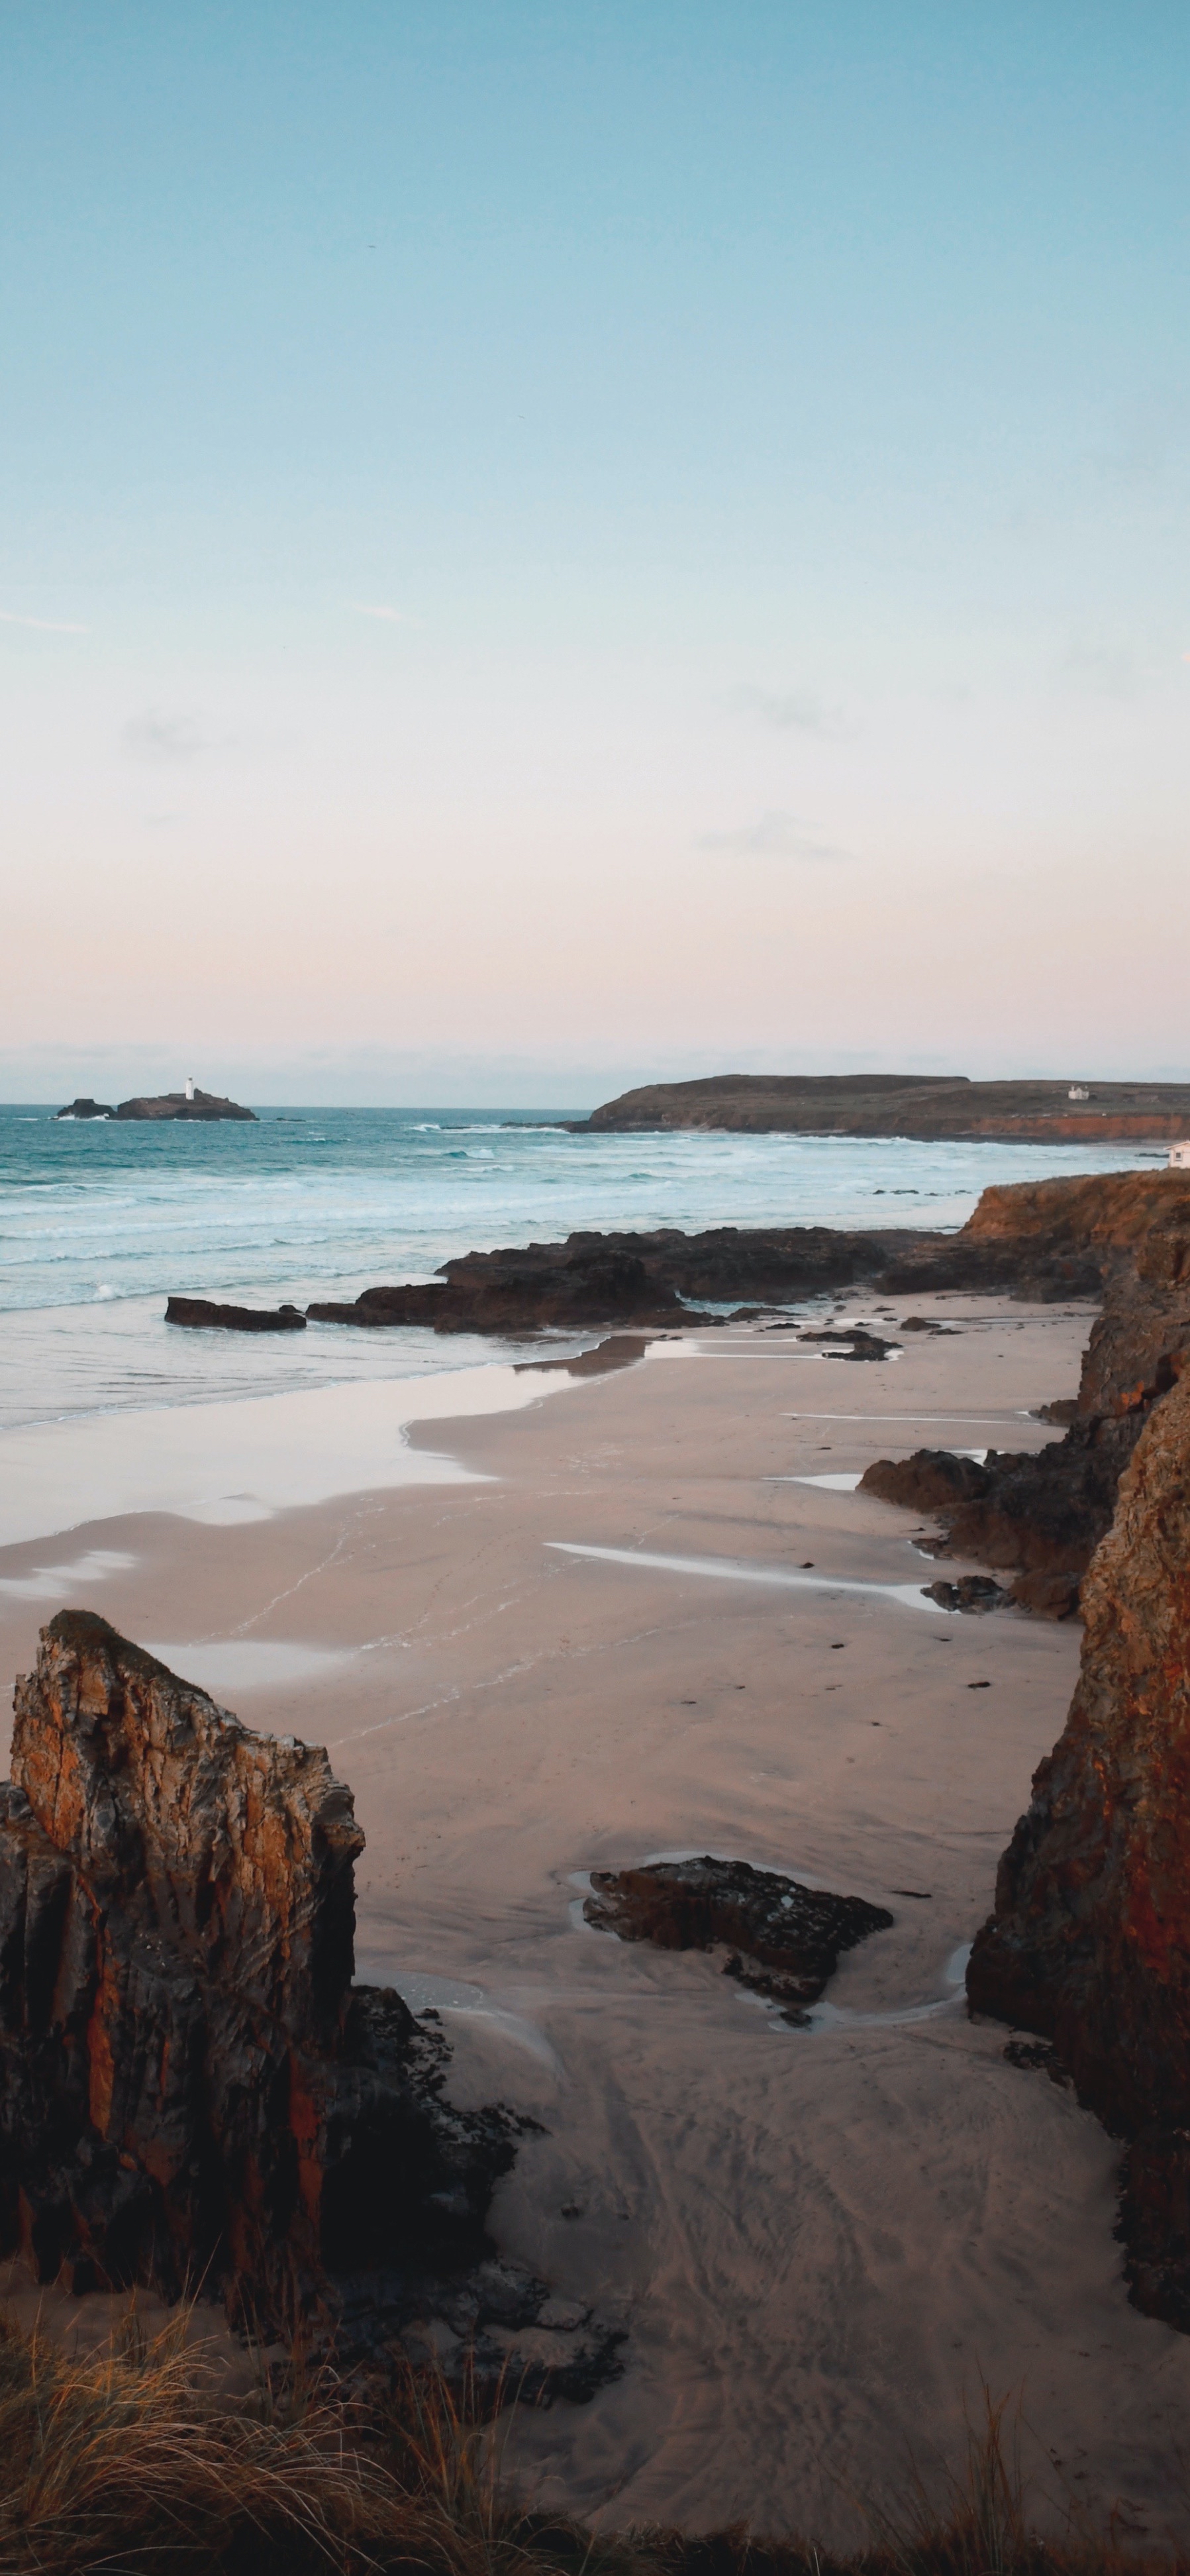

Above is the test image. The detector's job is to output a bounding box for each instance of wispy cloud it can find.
[728,681,853,739]
[0,607,87,634]
[350,602,414,623]
[696,809,855,862]
[123,709,212,762]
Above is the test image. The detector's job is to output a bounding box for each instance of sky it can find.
[1,1,1187,1106]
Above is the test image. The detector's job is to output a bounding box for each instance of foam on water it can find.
[0,1105,1156,1433]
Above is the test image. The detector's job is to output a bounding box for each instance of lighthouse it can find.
[185,1076,195,1102]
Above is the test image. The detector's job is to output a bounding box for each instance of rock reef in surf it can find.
[966,1368,1190,2329]
[0,1615,614,2396]
[166,1296,307,1331]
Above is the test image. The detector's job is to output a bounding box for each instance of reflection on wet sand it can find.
[546,1539,944,1612]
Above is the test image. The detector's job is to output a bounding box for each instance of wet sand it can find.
[2,1296,1188,2543]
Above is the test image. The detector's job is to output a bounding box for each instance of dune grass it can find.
[0,2308,1180,2576]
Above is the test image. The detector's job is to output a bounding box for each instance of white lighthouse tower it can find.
[184,1076,195,1102]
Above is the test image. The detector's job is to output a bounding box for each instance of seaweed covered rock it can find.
[0,1616,609,2391]
[966,1371,1190,2326]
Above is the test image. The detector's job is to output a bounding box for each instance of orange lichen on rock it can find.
[967,1367,1190,2325]
[0,1616,522,2352]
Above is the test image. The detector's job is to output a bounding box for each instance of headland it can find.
[575,1070,1190,1143]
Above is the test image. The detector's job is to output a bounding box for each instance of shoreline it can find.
[4,1294,1189,2540]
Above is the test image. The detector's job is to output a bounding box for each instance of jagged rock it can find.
[966,1370,1190,2327]
[56,1097,114,1119]
[308,1225,922,1337]
[0,1616,612,2395]
[311,1245,683,1334]
[584,1857,893,2024]
[166,1298,307,1332]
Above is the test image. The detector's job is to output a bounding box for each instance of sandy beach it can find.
[3,1295,1189,2544]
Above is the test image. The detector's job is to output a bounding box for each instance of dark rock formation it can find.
[0,1616,613,2394]
[966,1370,1190,2327]
[166,1298,307,1332]
[799,1325,901,1361]
[856,1176,1190,1615]
[920,1576,1011,1615]
[309,1225,921,1338]
[578,1074,1190,1146]
[115,1090,256,1121]
[583,1857,893,2024]
[309,1174,1190,1347]
[56,1098,114,1119]
[311,1243,685,1334]
[860,1449,992,1514]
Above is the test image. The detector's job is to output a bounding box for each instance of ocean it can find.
[0,1104,1163,1433]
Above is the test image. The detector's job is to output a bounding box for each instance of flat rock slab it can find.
[584,1855,893,2022]
[166,1297,307,1331]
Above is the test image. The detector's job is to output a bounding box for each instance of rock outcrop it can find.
[859,1174,1190,1614]
[308,1225,919,1337]
[584,1857,893,2023]
[113,1090,256,1121]
[166,1298,307,1332]
[307,1174,1190,1346]
[0,1616,610,2391]
[56,1098,114,1119]
[966,1370,1190,2326]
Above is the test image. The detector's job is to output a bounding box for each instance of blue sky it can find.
[2,3,1187,1102]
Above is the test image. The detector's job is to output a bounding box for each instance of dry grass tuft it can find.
[0,2311,1181,2576]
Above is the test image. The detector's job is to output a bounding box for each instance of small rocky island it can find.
[58,1089,256,1121]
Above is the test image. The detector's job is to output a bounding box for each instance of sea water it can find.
[0,1104,1162,1432]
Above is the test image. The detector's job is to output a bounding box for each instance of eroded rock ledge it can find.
[966,1368,1190,2330]
[0,1616,613,2396]
[858,1173,1190,1616]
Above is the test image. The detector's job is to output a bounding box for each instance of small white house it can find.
[1068,1084,1090,1102]
[1169,1143,1190,1169]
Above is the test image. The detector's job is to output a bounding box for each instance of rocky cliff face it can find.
[862,1175,1190,1614]
[0,1616,606,2389]
[966,1369,1190,2325]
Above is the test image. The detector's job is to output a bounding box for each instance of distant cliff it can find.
[577,1073,1190,1145]
[57,1090,256,1122]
